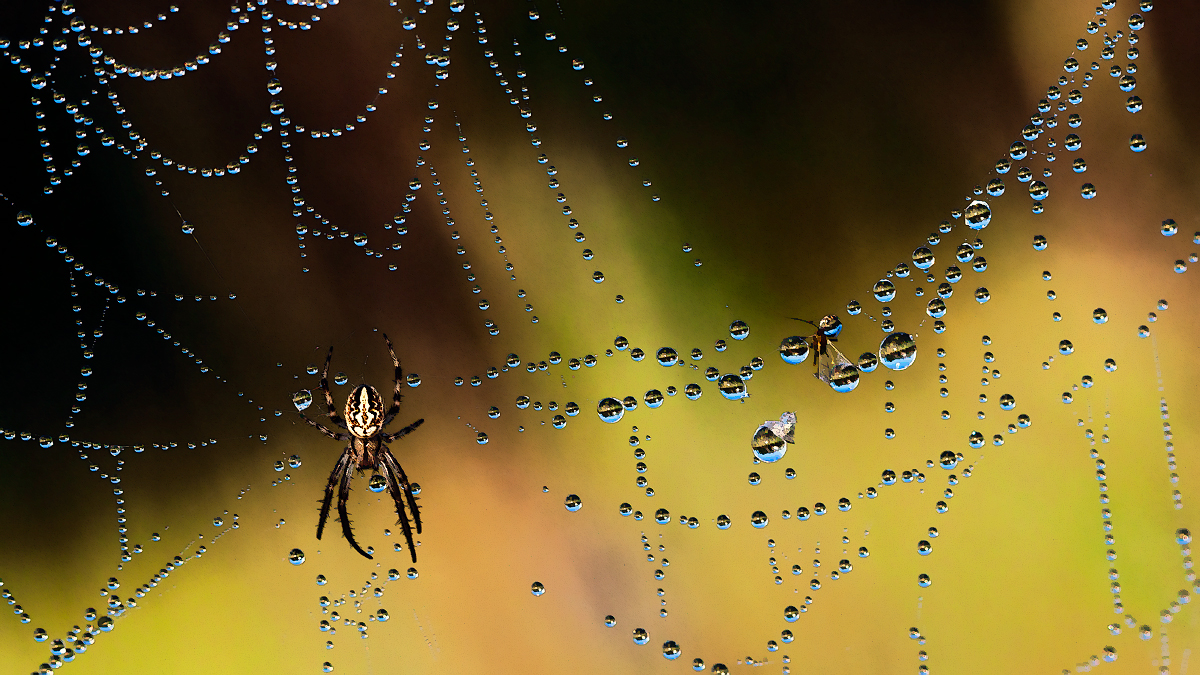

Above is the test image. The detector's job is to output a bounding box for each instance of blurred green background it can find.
[1,0,1198,673]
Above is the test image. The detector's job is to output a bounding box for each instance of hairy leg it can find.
[300,415,349,441]
[336,458,373,559]
[317,450,352,540]
[380,453,419,563]
[383,450,422,536]
[320,346,348,429]
[384,418,424,443]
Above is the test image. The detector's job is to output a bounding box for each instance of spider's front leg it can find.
[319,346,349,430]
[384,418,424,443]
[300,414,349,442]
[381,333,404,426]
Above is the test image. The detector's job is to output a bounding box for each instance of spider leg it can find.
[316,450,352,541]
[300,414,350,441]
[381,333,403,426]
[320,346,349,430]
[380,451,420,563]
[336,458,373,559]
[384,418,424,443]
[382,450,422,535]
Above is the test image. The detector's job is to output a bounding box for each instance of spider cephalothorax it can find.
[298,334,425,562]
[345,384,385,438]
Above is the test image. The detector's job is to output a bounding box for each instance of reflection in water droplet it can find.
[964,200,991,229]
[564,494,582,512]
[751,426,787,463]
[531,581,545,596]
[288,548,305,565]
[368,473,387,493]
[879,333,917,370]
[873,279,896,302]
[828,364,860,393]
[718,374,747,400]
[779,336,810,364]
[644,389,664,408]
[729,320,749,340]
[596,398,624,423]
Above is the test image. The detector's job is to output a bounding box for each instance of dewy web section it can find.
[0,1,1195,674]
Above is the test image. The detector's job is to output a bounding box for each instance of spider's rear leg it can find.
[317,451,352,541]
[381,453,419,563]
[332,453,373,559]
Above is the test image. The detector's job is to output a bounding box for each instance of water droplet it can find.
[751,511,769,529]
[879,333,917,370]
[779,336,810,364]
[564,494,582,512]
[633,628,649,645]
[1130,134,1147,152]
[596,398,624,423]
[873,279,897,302]
[964,200,991,229]
[530,581,545,596]
[663,641,681,660]
[751,427,788,463]
[368,473,387,493]
[292,389,312,411]
[718,374,747,400]
[729,320,749,340]
[288,548,306,565]
[655,347,678,366]
[1059,340,1074,355]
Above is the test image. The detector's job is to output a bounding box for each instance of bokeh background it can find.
[1,0,1198,673]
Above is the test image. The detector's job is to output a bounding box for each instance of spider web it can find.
[0,0,1198,673]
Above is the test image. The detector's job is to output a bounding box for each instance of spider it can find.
[298,333,425,562]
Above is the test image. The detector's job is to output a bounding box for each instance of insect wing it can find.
[764,411,797,444]
[816,341,853,385]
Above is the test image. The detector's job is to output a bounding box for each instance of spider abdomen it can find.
[345,384,385,437]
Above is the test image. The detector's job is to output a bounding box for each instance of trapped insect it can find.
[789,314,862,392]
[298,333,425,562]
